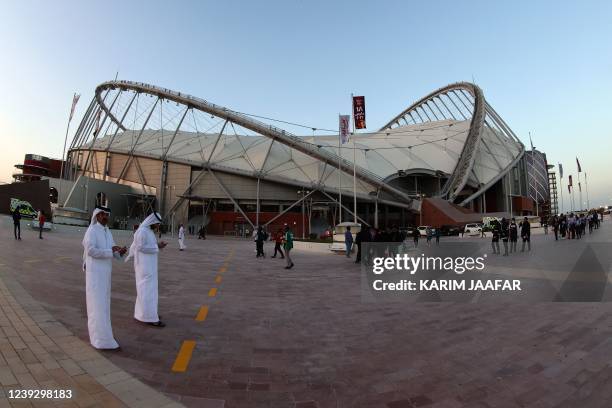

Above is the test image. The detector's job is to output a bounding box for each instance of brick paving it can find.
[2,216,612,407]
[0,255,183,408]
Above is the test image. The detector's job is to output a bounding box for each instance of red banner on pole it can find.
[352,96,366,129]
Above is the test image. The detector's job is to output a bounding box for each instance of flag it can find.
[529,132,535,151]
[568,174,573,187]
[578,182,582,192]
[558,163,563,179]
[576,157,582,173]
[69,93,80,121]
[568,184,571,194]
[339,115,350,144]
[352,96,366,129]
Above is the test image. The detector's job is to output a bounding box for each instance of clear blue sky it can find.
[1,0,611,208]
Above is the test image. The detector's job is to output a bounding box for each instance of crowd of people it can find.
[252,225,295,269]
[547,210,602,240]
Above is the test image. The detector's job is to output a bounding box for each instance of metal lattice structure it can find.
[67,80,525,225]
[380,82,525,204]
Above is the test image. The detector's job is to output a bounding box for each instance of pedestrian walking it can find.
[271,229,285,259]
[412,228,419,248]
[344,226,353,257]
[426,227,432,247]
[38,210,46,239]
[501,218,509,256]
[434,227,441,245]
[283,225,294,269]
[12,205,21,240]
[491,221,500,254]
[178,224,186,251]
[520,217,531,251]
[509,218,518,252]
[255,226,266,258]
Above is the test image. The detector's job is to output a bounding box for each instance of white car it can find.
[418,226,432,236]
[463,223,482,235]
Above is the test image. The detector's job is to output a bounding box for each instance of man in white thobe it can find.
[178,224,186,251]
[82,207,126,350]
[126,212,167,327]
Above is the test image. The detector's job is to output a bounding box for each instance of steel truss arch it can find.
[91,80,414,205]
[380,82,524,204]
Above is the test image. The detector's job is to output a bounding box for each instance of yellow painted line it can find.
[208,288,217,297]
[195,306,209,322]
[215,275,222,284]
[171,340,196,372]
[218,266,227,273]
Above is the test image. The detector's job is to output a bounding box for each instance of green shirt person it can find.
[283,226,294,269]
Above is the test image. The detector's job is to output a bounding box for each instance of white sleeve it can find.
[137,231,159,254]
[85,229,113,259]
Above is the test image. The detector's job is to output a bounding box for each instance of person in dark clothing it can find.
[491,221,500,254]
[520,217,531,251]
[344,226,353,258]
[509,218,518,252]
[354,228,363,264]
[500,218,509,256]
[271,229,285,259]
[38,210,46,239]
[197,226,206,240]
[412,228,420,248]
[12,206,22,240]
[434,228,441,245]
[552,215,559,241]
[255,226,266,258]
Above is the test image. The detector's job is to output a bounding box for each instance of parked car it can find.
[418,226,432,236]
[463,223,482,235]
[439,225,461,236]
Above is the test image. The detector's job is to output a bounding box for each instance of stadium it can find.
[61,80,538,236]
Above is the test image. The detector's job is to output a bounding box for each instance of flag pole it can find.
[578,172,582,211]
[338,113,342,224]
[585,172,590,209]
[351,93,357,224]
[58,93,77,207]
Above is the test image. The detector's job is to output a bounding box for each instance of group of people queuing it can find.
[253,225,295,269]
[11,207,47,240]
[490,217,531,256]
[352,225,407,264]
[548,210,602,240]
[83,207,166,351]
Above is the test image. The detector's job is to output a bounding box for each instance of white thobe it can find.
[133,227,160,322]
[83,224,119,349]
[178,226,186,250]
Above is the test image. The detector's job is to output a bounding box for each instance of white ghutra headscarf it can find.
[125,212,162,262]
[82,207,111,270]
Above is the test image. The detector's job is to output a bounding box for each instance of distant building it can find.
[13,154,63,183]
[524,149,551,217]
[547,164,559,215]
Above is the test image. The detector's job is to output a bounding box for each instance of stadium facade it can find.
[61,80,542,235]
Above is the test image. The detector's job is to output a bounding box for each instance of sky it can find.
[1,0,611,209]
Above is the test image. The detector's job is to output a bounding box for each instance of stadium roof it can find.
[71,80,525,209]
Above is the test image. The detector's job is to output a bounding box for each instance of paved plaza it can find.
[2,216,612,407]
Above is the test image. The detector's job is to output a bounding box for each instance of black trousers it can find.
[273,242,284,258]
[256,241,264,257]
[355,243,361,263]
[14,222,20,239]
[39,224,43,238]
